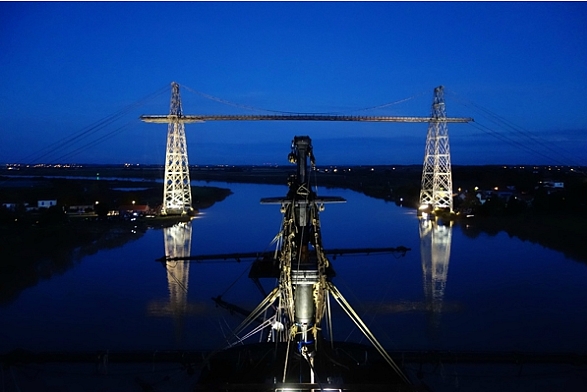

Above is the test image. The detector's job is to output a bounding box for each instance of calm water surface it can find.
[2,182,586,354]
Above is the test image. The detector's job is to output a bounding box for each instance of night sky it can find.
[1,2,586,166]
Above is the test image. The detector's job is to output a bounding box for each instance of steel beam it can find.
[141,114,472,123]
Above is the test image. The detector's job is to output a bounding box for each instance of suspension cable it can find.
[48,121,136,164]
[468,121,575,167]
[182,83,426,116]
[19,85,169,164]
[348,90,429,113]
[447,89,586,168]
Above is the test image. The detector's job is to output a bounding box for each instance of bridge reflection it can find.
[148,221,199,343]
[147,217,454,345]
[419,218,452,337]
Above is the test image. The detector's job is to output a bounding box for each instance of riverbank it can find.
[0,178,232,305]
[460,213,587,263]
[2,165,586,266]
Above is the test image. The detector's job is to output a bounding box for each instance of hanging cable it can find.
[348,90,429,113]
[467,121,573,166]
[301,347,324,390]
[218,264,251,299]
[182,83,426,116]
[18,85,169,164]
[47,121,136,163]
[446,89,586,168]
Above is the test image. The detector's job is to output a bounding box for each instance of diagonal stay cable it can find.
[20,85,169,164]
[328,282,412,385]
[48,121,136,163]
[226,287,280,348]
[468,121,572,166]
[447,89,586,168]
[182,84,427,116]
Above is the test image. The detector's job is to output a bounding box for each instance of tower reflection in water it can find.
[419,217,452,339]
[148,221,195,343]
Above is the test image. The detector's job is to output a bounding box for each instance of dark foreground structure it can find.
[2,348,586,391]
[197,342,414,391]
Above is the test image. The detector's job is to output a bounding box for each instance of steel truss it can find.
[142,83,471,216]
[161,82,192,215]
[419,86,454,212]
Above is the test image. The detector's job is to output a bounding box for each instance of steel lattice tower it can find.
[161,82,192,215]
[419,86,453,212]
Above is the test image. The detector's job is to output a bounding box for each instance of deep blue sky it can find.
[1,2,586,166]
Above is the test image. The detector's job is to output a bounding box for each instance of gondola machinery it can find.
[192,136,421,391]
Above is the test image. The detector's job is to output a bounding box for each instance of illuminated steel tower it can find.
[419,86,453,212]
[161,82,192,215]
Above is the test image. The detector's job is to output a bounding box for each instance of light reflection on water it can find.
[1,181,587,355]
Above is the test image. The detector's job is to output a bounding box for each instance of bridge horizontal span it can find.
[140,114,472,123]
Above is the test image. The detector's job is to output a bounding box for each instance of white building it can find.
[543,181,564,189]
[38,200,57,208]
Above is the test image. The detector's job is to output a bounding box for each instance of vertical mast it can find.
[162,82,192,215]
[420,86,453,212]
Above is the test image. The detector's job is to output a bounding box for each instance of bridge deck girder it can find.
[140,114,472,123]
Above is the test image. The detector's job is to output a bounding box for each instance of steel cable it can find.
[18,85,169,164]
[182,84,426,116]
[446,89,586,168]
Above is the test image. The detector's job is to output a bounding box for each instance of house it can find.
[118,204,151,218]
[2,202,18,211]
[38,200,57,209]
[68,205,95,214]
[496,190,514,201]
[543,181,564,189]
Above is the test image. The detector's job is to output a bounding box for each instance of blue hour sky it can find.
[1,1,586,166]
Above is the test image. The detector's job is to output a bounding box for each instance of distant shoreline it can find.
[2,164,586,264]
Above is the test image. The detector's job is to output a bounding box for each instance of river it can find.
[1,181,587,356]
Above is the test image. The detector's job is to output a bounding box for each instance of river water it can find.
[1,181,587,356]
